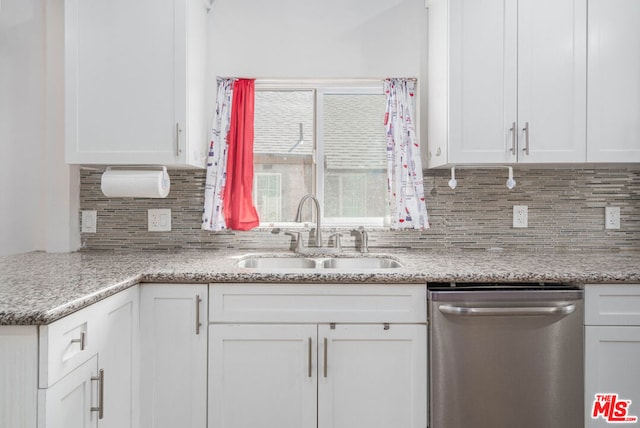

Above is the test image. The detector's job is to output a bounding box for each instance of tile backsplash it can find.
[80,167,640,252]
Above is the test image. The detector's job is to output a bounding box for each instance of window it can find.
[253,173,282,222]
[253,81,387,227]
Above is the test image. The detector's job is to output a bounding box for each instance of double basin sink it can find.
[237,255,402,270]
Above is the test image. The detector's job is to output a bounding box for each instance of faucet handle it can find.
[328,232,343,251]
[272,228,303,252]
[359,226,369,253]
[287,231,303,252]
[350,227,369,253]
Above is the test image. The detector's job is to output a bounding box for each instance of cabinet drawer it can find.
[38,305,99,388]
[585,284,640,326]
[209,283,427,323]
[38,286,138,388]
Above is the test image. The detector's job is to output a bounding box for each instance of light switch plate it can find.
[81,210,97,233]
[148,209,171,232]
[513,205,528,228]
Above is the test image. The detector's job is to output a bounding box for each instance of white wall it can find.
[208,0,427,78]
[0,0,46,256]
[0,0,79,256]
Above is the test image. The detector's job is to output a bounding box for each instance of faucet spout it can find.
[294,194,322,247]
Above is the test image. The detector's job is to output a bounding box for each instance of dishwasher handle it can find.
[438,303,576,316]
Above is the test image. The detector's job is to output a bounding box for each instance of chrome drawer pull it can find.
[509,122,516,154]
[195,294,202,335]
[308,337,313,378]
[175,122,182,157]
[70,331,86,351]
[522,122,530,155]
[323,337,328,378]
[91,369,104,419]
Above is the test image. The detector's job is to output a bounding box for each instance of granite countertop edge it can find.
[1,249,639,326]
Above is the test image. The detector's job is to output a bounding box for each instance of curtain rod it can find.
[247,77,418,90]
[253,78,417,84]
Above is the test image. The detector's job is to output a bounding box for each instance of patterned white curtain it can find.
[384,78,429,229]
[202,78,235,231]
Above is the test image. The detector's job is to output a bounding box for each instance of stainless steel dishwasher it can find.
[428,283,584,428]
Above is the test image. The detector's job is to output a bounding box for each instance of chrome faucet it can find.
[294,194,323,247]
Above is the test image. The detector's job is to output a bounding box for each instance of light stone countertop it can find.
[1,249,639,325]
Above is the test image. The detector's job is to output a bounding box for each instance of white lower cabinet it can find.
[317,324,426,428]
[140,284,207,428]
[0,327,38,428]
[43,356,99,428]
[208,284,428,428]
[98,289,139,428]
[40,286,139,428]
[210,324,318,428]
[2,282,426,428]
[585,284,640,427]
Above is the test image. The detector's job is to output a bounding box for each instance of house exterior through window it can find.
[253,81,388,227]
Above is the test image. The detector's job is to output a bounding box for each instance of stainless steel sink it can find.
[236,257,317,269]
[236,256,402,270]
[322,257,402,269]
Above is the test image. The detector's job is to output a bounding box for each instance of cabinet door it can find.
[317,324,427,428]
[517,0,586,163]
[0,327,38,428]
[140,284,207,428]
[209,324,317,428]
[447,0,518,164]
[587,0,640,162]
[64,0,206,167]
[44,356,99,428]
[97,288,138,428]
[585,326,640,427]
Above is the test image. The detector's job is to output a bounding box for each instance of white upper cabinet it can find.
[587,0,640,163]
[517,0,587,163]
[427,0,587,166]
[64,0,208,168]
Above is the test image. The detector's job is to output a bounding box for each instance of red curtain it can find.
[223,79,260,230]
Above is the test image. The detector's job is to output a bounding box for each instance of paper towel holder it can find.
[101,166,171,198]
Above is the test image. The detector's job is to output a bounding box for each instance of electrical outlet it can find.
[148,209,171,232]
[81,210,97,233]
[513,205,528,228]
[605,206,620,230]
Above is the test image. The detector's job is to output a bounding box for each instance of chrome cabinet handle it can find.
[323,337,328,378]
[91,369,104,420]
[522,122,530,155]
[195,294,202,335]
[509,122,516,154]
[308,337,313,378]
[438,304,576,316]
[70,331,85,351]
[175,122,182,157]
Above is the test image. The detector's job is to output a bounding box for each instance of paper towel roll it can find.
[101,167,170,198]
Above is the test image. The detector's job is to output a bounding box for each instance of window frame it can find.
[254,79,388,229]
